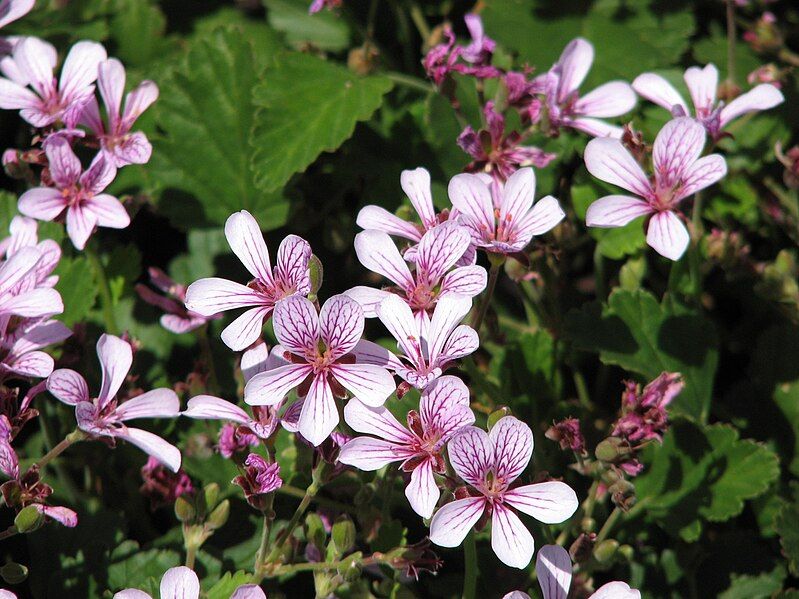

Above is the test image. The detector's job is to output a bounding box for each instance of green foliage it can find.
[777,484,799,577]
[264,0,350,51]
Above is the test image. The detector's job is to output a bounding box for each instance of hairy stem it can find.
[37,429,85,471]
[462,530,478,599]
[596,506,623,544]
[385,71,434,93]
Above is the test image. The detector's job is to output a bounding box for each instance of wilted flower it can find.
[136,267,216,334]
[742,11,781,53]
[113,566,266,599]
[460,14,496,66]
[613,372,682,443]
[0,458,77,528]
[449,167,565,255]
[458,102,556,185]
[244,294,396,446]
[232,453,282,510]
[47,334,182,471]
[0,37,106,128]
[376,294,477,389]
[81,58,158,167]
[139,456,193,507]
[539,38,637,138]
[185,210,312,351]
[747,64,784,88]
[348,222,485,318]
[423,15,502,86]
[545,418,586,455]
[18,136,127,250]
[429,417,578,568]
[633,64,783,141]
[339,376,475,518]
[584,117,727,260]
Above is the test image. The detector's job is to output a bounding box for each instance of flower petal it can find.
[183,395,250,424]
[652,117,706,188]
[676,154,727,201]
[0,0,34,29]
[401,167,437,229]
[719,83,784,127]
[515,195,565,238]
[574,81,636,118]
[438,324,479,363]
[8,350,54,378]
[159,566,200,599]
[224,210,274,284]
[116,427,181,472]
[274,234,312,294]
[97,58,124,122]
[567,117,624,139]
[429,496,486,547]
[406,457,440,518]
[447,425,492,487]
[356,205,422,242]
[244,363,312,406]
[330,363,395,407]
[44,136,82,188]
[96,334,133,406]
[65,205,98,250]
[86,193,129,228]
[342,398,414,444]
[229,585,267,599]
[504,481,579,524]
[47,369,90,405]
[500,167,536,228]
[489,416,533,483]
[491,504,535,569]
[590,582,641,599]
[273,295,320,355]
[536,544,572,599]
[632,72,689,113]
[584,138,652,199]
[123,80,159,125]
[555,38,593,100]
[416,221,471,284]
[376,294,421,363]
[354,230,415,291]
[337,436,406,470]
[342,285,390,318]
[220,306,270,351]
[59,41,107,103]
[17,187,65,223]
[115,388,180,421]
[427,295,471,364]
[448,173,495,238]
[585,195,654,227]
[683,64,718,113]
[440,265,487,298]
[420,375,474,440]
[298,374,338,446]
[0,287,63,318]
[646,210,690,261]
[0,77,39,109]
[320,294,364,359]
[13,37,56,97]
[350,339,403,370]
[185,277,263,316]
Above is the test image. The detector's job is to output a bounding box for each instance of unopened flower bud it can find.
[174,496,196,523]
[204,483,220,511]
[618,544,634,561]
[308,255,324,296]
[487,407,512,430]
[0,561,28,584]
[595,437,633,463]
[14,505,44,533]
[338,558,362,582]
[609,479,637,511]
[207,499,230,530]
[593,539,619,563]
[331,517,356,555]
[570,532,597,564]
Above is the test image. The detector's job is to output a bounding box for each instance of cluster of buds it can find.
[140,456,194,508]
[743,12,782,54]
[174,482,231,557]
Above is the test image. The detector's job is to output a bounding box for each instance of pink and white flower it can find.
[539,38,637,138]
[584,117,727,260]
[448,167,565,255]
[136,267,217,334]
[429,417,578,569]
[0,1,34,32]
[113,566,266,599]
[346,222,486,317]
[632,63,784,140]
[184,210,312,351]
[376,294,477,389]
[80,58,158,167]
[47,334,182,472]
[18,136,128,250]
[244,294,396,446]
[0,216,61,288]
[0,37,107,128]
[0,318,71,381]
[533,544,641,598]
[0,246,63,320]
[339,375,474,518]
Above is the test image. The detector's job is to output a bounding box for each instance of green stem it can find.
[275,484,354,514]
[462,530,478,599]
[385,71,434,93]
[471,257,503,331]
[262,481,320,566]
[37,429,84,470]
[86,242,118,335]
[690,192,704,302]
[264,552,392,576]
[725,0,736,85]
[596,506,623,544]
[0,525,18,541]
[252,508,274,583]
[408,2,431,41]
[593,245,607,301]
[185,543,197,569]
[196,325,219,396]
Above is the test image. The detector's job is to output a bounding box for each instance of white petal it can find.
[96,334,132,406]
[574,81,637,118]
[330,363,395,407]
[337,437,406,470]
[220,306,270,351]
[159,566,200,599]
[298,374,338,446]
[272,295,320,355]
[504,481,579,524]
[632,72,688,113]
[515,195,565,237]
[684,64,718,114]
[583,138,652,199]
[406,458,440,518]
[491,504,535,569]
[244,363,312,406]
[555,38,594,100]
[354,230,415,290]
[356,205,422,242]
[47,369,89,405]
[489,416,533,483]
[224,210,274,284]
[652,117,706,188]
[585,195,653,227]
[183,395,250,424]
[342,285,390,317]
[116,427,181,473]
[184,278,263,316]
[676,154,727,201]
[401,167,437,229]
[343,398,414,443]
[440,265,487,298]
[720,83,784,127]
[320,294,364,359]
[115,388,180,421]
[416,221,471,284]
[429,497,486,547]
[646,210,690,261]
[536,544,572,599]
[447,425,491,487]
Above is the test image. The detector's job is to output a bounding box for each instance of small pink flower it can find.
[80,58,158,167]
[346,221,486,317]
[47,334,182,471]
[308,0,341,14]
[533,544,641,598]
[244,294,396,446]
[540,38,636,138]
[339,375,474,518]
[460,14,496,66]
[0,37,107,128]
[232,454,282,510]
[136,267,216,334]
[423,15,502,85]
[429,417,578,569]
[18,136,128,250]
[0,245,63,320]
[448,167,565,255]
[185,210,312,351]
[584,117,727,260]
[633,63,784,140]
[114,566,266,599]
[0,318,71,381]
[458,102,556,185]
[376,294,477,389]
[613,372,682,443]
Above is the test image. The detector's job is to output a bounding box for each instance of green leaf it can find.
[719,564,786,599]
[55,258,98,328]
[563,289,718,420]
[777,483,799,577]
[108,0,170,67]
[264,0,350,52]
[150,25,290,228]
[251,52,393,192]
[635,420,780,539]
[107,541,180,593]
[207,571,253,599]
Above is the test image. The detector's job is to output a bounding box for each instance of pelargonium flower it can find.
[113,566,266,599]
[232,453,282,510]
[448,167,565,255]
[244,294,396,446]
[47,334,182,471]
[613,372,682,443]
[584,117,727,260]
[532,544,641,599]
[429,416,578,569]
[0,246,63,320]
[633,63,784,140]
[339,375,474,518]
[423,15,502,85]
[460,13,495,66]
[184,210,312,351]
[0,37,106,128]
[18,136,128,250]
[0,1,34,34]
[376,294,477,389]
[458,102,556,186]
[0,318,71,381]
[346,222,486,317]
[0,216,61,288]
[184,342,290,454]
[80,58,158,167]
[135,267,217,334]
[539,38,636,138]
